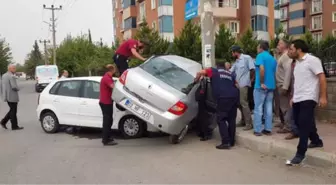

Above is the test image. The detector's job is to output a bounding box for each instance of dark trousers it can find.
[196,103,213,137]
[217,97,238,145]
[1,102,19,129]
[113,54,129,76]
[99,102,113,143]
[293,100,322,157]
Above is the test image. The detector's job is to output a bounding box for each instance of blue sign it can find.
[185,0,198,20]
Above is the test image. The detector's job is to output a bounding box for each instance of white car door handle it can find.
[80,101,87,105]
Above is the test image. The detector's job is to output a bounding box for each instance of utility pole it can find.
[43,4,62,65]
[39,39,50,65]
[200,0,215,68]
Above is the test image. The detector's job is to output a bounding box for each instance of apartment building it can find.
[112,0,276,42]
[279,0,336,41]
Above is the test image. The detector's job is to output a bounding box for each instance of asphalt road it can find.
[0,80,335,184]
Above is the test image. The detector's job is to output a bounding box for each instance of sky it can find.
[0,0,114,64]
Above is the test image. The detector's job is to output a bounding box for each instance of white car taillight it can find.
[168,101,188,115]
[119,70,128,85]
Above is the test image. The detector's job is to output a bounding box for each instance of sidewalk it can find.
[233,121,336,168]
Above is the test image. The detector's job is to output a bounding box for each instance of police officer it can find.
[195,62,239,149]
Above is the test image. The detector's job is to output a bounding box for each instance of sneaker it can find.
[12,127,24,131]
[0,122,7,129]
[285,133,298,140]
[102,140,118,146]
[243,125,253,131]
[277,128,290,134]
[216,144,231,150]
[254,132,262,136]
[286,155,306,166]
[262,130,272,136]
[308,142,323,148]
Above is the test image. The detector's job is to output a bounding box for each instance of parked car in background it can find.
[36,76,159,139]
[112,55,202,144]
[35,65,59,92]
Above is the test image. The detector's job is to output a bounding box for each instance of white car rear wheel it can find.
[120,116,146,139]
[40,112,60,133]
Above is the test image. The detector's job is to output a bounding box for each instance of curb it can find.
[235,129,336,168]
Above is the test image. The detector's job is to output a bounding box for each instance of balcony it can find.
[198,0,237,18]
[137,15,146,25]
[311,7,322,15]
[158,5,173,17]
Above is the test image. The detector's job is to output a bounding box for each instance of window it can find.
[288,26,305,35]
[49,82,61,95]
[312,32,322,42]
[151,0,156,9]
[312,15,322,30]
[250,15,267,32]
[333,0,336,5]
[280,7,288,19]
[333,29,336,36]
[158,16,173,33]
[139,2,146,20]
[218,0,237,8]
[229,21,239,33]
[140,57,195,94]
[289,10,305,20]
[83,81,100,99]
[279,0,289,5]
[333,12,336,22]
[56,81,82,97]
[159,0,172,6]
[123,0,135,9]
[251,0,268,7]
[251,17,256,31]
[311,0,322,14]
[123,17,137,30]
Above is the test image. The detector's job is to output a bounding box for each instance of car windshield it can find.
[140,57,195,94]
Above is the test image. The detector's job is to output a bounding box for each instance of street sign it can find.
[185,0,198,20]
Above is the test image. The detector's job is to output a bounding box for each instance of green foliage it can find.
[237,28,258,58]
[316,34,336,60]
[215,24,235,63]
[172,20,202,62]
[0,37,12,74]
[300,31,318,55]
[134,19,170,57]
[56,34,113,76]
[15,63,25,72]
[23,40,44,76]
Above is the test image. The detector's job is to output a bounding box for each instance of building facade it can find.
[279,0,336,41]
[112,0,276,42]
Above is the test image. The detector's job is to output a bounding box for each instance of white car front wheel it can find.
[40,112,60,134]
[119,116,146,139]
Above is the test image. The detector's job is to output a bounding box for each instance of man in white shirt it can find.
[286,39,327,166]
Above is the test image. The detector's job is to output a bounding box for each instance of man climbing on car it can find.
[195,62,239,150]
[113,38,150,76]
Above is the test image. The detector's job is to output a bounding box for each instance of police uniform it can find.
[205,67,239,149]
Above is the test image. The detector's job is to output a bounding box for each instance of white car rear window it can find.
[140,57,195,94]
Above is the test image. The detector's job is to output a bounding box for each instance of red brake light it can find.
[168,101,188,115]
[119,70,128,85]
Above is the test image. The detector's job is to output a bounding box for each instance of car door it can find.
[52,80,83,126]
[78,80,102,128]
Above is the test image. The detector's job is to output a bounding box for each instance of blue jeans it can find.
[253,89,274,133]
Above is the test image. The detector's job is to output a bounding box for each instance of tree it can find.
[172,20,202,62]
[23,40,43,76]
[0,37,12,74]
[56,34,113,76]
[215,24,235,63]
[270,25,291,52]
[15,63,25,72]
[300,31,318,55]
[237,28,258,58]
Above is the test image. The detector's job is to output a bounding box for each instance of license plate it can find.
[125,99,151,120]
